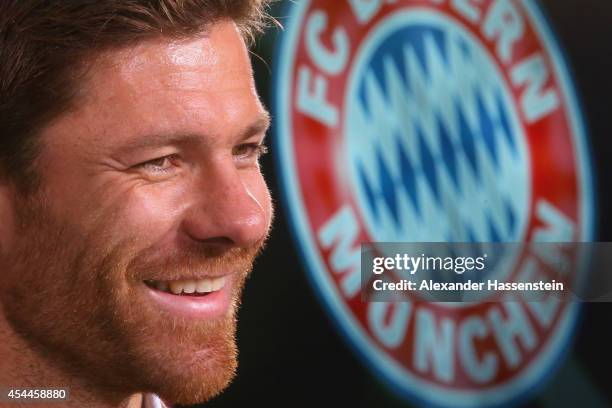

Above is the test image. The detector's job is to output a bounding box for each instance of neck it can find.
[0,310,142,408]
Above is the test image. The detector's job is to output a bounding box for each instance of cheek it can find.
[114,183,191,244]
[95,170,272,247]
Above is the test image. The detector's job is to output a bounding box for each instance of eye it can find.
[135,154,180,174]
[232,143,269,162]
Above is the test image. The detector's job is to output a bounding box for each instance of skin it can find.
[0,20,272,408]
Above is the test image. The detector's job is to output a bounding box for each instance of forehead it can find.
[101,20,251,91]
[32,19,268,170]
[70,19,258,138]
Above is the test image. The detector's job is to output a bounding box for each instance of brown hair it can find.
[0,0,271,190]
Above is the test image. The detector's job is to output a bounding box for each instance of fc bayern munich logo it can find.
[273,1,594,407]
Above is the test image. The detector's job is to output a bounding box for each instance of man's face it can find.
[0,20,272,405]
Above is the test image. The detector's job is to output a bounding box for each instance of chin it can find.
[126,316,240,405]
[154,351,238,405]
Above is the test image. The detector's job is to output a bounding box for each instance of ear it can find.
[0,183,17,255]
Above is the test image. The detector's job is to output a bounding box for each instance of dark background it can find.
[194,1,612,407]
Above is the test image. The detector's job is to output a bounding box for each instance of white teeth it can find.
[211,277,225,291]
[151,277,226,295]
[169,281,183,295]
[196,276,226,293]
[183,280,196,294]
[196,279,212,293]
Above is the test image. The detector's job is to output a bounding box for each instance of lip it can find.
[144,277,234,319]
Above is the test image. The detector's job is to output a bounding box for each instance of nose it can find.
[181,159,270,249]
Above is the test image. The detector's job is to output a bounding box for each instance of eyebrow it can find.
[116,111,271,154]
[244,111,271,141]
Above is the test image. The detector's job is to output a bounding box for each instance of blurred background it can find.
[192,1,612,407]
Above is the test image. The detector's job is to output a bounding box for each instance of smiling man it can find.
[0,1,273,407]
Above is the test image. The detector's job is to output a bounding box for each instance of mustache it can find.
[126,238,267,282]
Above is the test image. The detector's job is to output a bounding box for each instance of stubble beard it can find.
[0,194,266,405]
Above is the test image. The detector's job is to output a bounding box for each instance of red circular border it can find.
[288,0,581,391]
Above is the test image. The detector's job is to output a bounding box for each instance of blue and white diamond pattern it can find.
[345,11,531,245]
